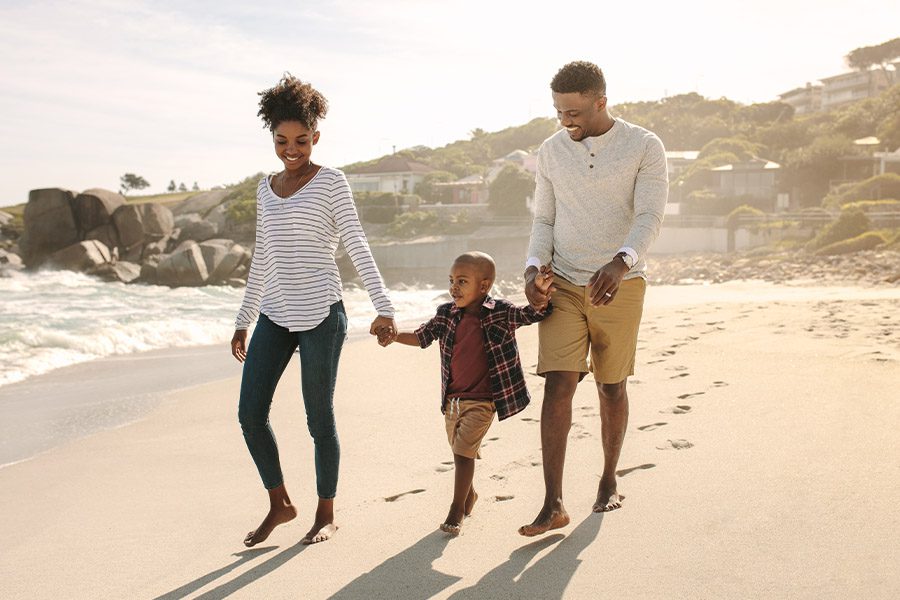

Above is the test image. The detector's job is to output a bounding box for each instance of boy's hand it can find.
[375,325,396,346]
[526,265,556,310]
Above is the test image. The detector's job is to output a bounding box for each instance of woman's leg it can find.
[297,302,347,543]
[238,313,299,546]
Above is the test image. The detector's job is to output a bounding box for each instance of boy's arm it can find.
[392,332,420,346]
[507,300,553,330]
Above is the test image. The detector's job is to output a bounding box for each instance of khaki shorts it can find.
[538,276,646,383]
[444,398,495,459]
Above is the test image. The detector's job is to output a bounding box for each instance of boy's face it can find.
[449,262,490,310]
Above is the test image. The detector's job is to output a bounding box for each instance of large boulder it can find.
[85,223,120,250]
[45,240,111,272]
[199,239,247,283]
[112,202,175,253]
[91,261,141,283]
[20,188,79,267]
[175,213,218,243]
[72,188,124,235]
[157,241,209,286]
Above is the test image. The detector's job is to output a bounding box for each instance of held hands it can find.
[587,257,629,306]
[370,315,397,347]
[230,329,248,363]
[525,265,556,310]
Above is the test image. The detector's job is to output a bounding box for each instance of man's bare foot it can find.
[244,503,297,547]
[593,480,625,512]
[441,501,466,537]
[464,490,478,517]
[301,521,338,545]
[518,505,570,537]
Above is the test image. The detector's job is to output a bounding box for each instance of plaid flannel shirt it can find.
[414,296,551,421]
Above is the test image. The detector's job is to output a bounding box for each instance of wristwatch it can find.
[614,252,634,269]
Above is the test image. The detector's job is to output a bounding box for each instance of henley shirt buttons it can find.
[589,164,594,168]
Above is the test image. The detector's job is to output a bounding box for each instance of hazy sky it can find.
[1,0,897,206]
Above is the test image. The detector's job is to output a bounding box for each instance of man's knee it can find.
[597,380,627,402]
[544,371,580,402]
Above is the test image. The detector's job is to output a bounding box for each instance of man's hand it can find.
[231,329,248,363]
[587,258,629,306]
[525,265,555,310]
[370,315,397,346]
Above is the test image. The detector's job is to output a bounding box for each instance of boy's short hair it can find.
[551,61,606,97]
[453,252,495,283]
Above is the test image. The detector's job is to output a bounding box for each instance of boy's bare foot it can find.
[439,521,461,536]
[243,503,298,547]
[593,480,624,512]
[464,490,478,517]
[301,522,338,545]
[518,505,570,537]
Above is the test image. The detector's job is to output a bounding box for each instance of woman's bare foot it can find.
[464,489,478,517]
[518,503,570,537]
[593,479,625,512]
[244,502,297,547]
[301,497,337,545]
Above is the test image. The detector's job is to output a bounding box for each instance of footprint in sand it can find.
[384,489,426,502]
[494,495,514,502]
[677,392,705,400]
[647,359,666,364]
[669,372,690,379]
[657,439,694,450]
[666,365,688,372]
[711,381,729,387]
[490,474,506,481]
[661,405,692,414]
[521,417,539,423]
[616,463,656,477]
[530,461,542,467]
[660,350,676,356]
[487,437,499,442]
[637,422,667,431]
[435,465,453,472]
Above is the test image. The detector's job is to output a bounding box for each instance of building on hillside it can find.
[432,174,488,204]
[709,158,782,210]
[778,83,823,115]
[486,149,537,183]
[665,151,700,180]
[835,137,900,189]
[343,155,436,195]
[819,66,897,111]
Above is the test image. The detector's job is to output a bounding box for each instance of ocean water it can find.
[0,270,448,388]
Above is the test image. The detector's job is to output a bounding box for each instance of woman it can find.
[231,74,395,547]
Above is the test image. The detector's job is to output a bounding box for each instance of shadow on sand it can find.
[447,513,603,599]
[329,530,460,599]
[153,542,306,600]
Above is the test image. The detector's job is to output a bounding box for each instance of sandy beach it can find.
[1,281,898,599]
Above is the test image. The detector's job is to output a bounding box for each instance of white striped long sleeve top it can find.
[235,167,394,332]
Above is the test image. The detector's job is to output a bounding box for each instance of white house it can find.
[344,155,435,195]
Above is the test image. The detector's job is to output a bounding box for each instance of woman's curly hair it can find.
[550,61,606,96]
[257,73,328,131]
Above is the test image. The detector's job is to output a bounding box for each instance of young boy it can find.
[377,252,554,535]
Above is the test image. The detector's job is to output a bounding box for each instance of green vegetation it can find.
[385,211,439,238]
[815,231,888,255]
[489,165,534,216]
[806,207,871,251]
[822,174,900,208]
[223,173,264,226]
[119,173,150,195]
[726,205,765,229]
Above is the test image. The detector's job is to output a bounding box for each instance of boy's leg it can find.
[442,400,495,534]
[238,314,300,546]
[442,453,475,534]
[297,302,348,544]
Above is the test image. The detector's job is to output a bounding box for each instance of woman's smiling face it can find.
[273,120,319,172]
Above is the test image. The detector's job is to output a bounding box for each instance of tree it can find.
[414,171,456,203]
[119,173,150,196]
[167,180,176,192]
[846,38,900,72]
[178,182,187,192]
[488,165,534,216]
[192,182,199,191]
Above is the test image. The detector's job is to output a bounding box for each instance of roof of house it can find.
[711,159,781,171]
[344,155,435,175]
[665,151,700,160]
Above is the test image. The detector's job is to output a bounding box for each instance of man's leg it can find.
[518,371,580,536]
[594,379,628,512]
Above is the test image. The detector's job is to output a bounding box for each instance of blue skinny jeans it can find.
[238,303,347,498]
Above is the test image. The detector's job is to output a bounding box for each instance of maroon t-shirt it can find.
[446,311,492,399]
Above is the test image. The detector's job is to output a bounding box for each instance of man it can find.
[520,61,668,536]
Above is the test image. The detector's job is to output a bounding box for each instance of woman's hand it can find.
[231,329,248,363]
[370,315,397,346]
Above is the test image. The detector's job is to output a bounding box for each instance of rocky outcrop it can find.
[91,261,141,283]
[175,213,218,243]
[157,241,209,286]
[20,188,79,267]
[73,189,125,236]
[0,248,24,275]
[173,189,229,216]
[45,240,112,272]
[198,239,250,283]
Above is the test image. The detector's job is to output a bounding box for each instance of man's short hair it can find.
[551,61,606,97]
